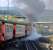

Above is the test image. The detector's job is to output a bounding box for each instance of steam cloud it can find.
[25,26,42,40]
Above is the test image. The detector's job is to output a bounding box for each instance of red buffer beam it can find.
[1,21,5,42]
[13,23,16,39]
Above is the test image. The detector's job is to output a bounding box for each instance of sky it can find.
[0,0,53,10]
[0,0,27,10]
[0,0,53,17]
[41,0,53,10]
[0,0,15,7]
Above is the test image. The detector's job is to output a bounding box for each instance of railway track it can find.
[0,40,38,50]
[25,40,37,50]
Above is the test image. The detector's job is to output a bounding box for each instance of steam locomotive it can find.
[0,16,30,45]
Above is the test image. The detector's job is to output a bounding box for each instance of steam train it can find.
[0,16,30,43]
[0,16,53,50]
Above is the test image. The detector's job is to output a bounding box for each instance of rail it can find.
[25,40,37,50]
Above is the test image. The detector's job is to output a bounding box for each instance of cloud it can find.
[0,0,15,7]
[16,3,27,9]
[41,0,53,10]
[0,0,8,7]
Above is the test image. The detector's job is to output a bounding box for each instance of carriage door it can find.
[5,23,13,40]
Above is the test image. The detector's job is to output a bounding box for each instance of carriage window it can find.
[5,23,13,33]
[16,25,25,37]
[16,25,25,32]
